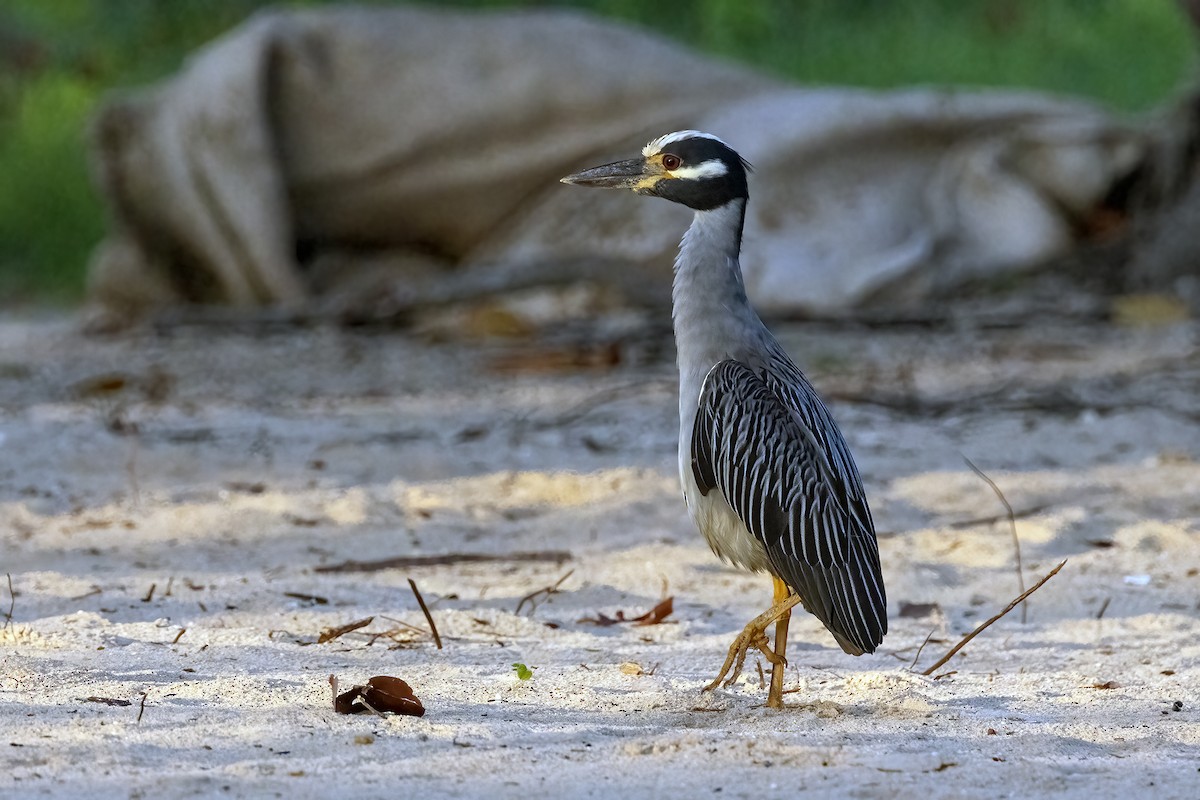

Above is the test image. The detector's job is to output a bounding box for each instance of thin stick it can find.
[948,503,1051,529]
[963,456,1026,623]
[921,559,1066,676]
[126,426,141,509]
[515,569,575,615]
[908,629,936,672]
[407,578,442,650]
[3,573,13,629]
[137,691,148,723]
[1095,597,1111,620]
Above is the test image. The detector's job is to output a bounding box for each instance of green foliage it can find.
[0,0,1194,303]
[512,662,536,680]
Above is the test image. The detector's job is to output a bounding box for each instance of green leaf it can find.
[512,663,536,681]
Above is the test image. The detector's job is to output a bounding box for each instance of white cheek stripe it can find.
[643,129,731,157]
[671,159,728,180]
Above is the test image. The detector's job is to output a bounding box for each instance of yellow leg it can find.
[767,577,792,709]
[703,577,800,697]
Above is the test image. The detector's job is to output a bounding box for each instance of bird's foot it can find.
[703,593,800,693]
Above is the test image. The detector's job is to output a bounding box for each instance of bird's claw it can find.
[702,592,801,694]
[703,621,785,692]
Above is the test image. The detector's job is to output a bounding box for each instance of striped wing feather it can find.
[691,359,887,654]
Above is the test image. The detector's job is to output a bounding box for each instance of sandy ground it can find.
[1,306,1198,798]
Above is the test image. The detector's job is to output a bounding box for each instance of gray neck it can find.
[671,199,763,378]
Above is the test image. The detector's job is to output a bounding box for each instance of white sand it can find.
[1,311,1198,798]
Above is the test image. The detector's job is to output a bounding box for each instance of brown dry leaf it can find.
[578,596,674,627]
[1091,680,1120,690]
[362,676,425,717]
[71,373,128,397]
[632,596,674,626]
[619,661,644,676]
[331,674,426,717]
[318,616,374,644]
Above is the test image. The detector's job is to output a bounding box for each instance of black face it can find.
[648,136,750,211]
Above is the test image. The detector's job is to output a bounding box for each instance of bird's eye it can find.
[661,154,681,171]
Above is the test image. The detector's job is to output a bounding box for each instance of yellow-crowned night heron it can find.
[561,131,887,708]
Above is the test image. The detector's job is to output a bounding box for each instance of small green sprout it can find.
[512,663,537,681]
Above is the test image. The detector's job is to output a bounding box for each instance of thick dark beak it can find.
[560,158,647,190]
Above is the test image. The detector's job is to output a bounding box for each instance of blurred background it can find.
[0,0,1195,306]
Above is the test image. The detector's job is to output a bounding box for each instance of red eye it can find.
[662,154,681,170]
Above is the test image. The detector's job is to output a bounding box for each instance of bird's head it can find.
[561,130,750,211]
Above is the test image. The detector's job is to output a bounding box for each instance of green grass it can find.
[0,0,1194,303]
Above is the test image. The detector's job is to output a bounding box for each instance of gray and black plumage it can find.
[562,130,887,658]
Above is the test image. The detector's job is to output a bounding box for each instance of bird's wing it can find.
[690,359,887,654]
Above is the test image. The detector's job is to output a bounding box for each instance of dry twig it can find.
[407,578,442,650]
[908,629,936,672]
[921,559,1067,676]
[515,569,575,615]
[963,456,1026,623]
[948,503,1051,530]
[3,573,13,630]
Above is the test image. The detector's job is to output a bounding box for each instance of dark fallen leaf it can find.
[898,601,942,619]
[1086,539,1116,549]
[632,597,674,626]
[363,676,425,717]
[224,481,266,494]
[1091,680,1120,690]
[455,426,489,442]
[83,696,132,707]
[72,373,128,397]
[330,674,425,717]
[334,687,364,714]
[284,514,321,527]
[1162,670,1176,676]
[318,616,373,644]
[578,597,674,627]
[284,592,329,606]
[581,435,616,453]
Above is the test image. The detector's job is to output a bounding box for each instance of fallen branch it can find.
[921,560,1067,676]
[963,456,1026,623]
[407,578,442,650]
[315,550,571,573]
